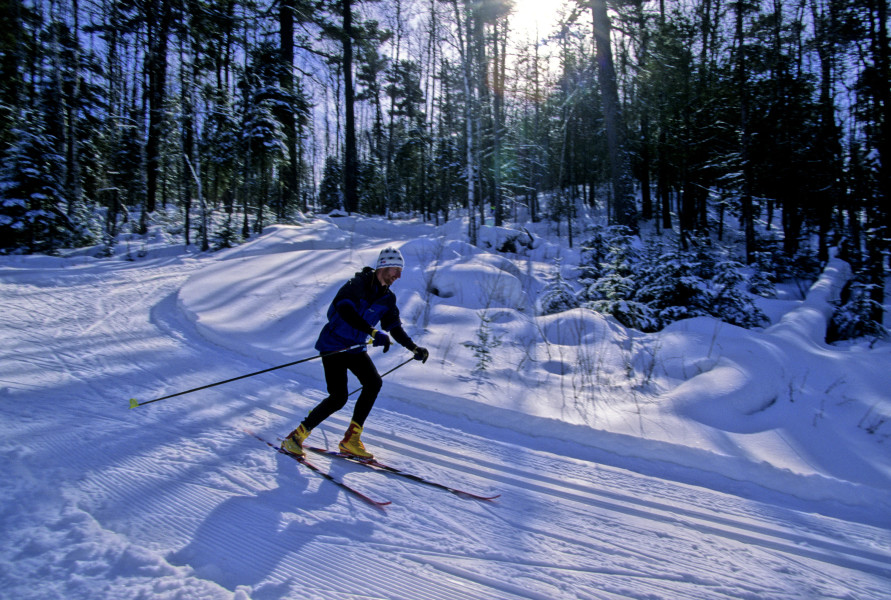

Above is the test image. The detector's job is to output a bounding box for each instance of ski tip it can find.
[457,491,501,501]
[128,398,139,409]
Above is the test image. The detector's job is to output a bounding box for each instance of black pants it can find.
[302,351,382,431]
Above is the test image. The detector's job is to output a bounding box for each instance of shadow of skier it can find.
[166,453,350,591]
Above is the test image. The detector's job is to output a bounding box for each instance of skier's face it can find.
[376,266,402,287]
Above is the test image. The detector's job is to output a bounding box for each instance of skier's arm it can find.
[334,298,374,336]
[381,306,428,362]
[387,323,416,351]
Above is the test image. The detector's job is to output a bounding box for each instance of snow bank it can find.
[176,222,891,514]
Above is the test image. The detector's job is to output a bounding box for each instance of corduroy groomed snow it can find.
[375,247,404,270]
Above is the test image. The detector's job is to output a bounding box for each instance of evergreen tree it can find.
[579,226,656,331]
[463,310,502,376]
[0,116,66,253]
[637,246,711,328]
[238,41,289,233]
[708,260,768,328]
[828,282,888,343]
[319,156,344,212]
[538,257,579,315]
[748,251,778,298]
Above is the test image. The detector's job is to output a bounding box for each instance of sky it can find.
[510,0,565,39]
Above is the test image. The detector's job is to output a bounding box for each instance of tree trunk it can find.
[342,0,359,214]
[492,20,506,227]
[452,0,478,244]
[142,0,172,233]
[64,0,83,218]
[279,0,299,218]
[734,1,756,263]
[868,0,889,307]
[591,0,636,230]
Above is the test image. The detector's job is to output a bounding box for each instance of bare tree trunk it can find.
[142,0,172,233]
[64,0,83,218]
[452,0,478,244]
[279,0,299,218]
[492,20,506,227]
[867,0,889,312]
[342,0,359,213]
[591,0,636,230]
[734,0,756,263]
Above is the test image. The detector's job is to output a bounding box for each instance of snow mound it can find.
[429,260,527,309]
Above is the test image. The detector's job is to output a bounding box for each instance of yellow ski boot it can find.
[339,421,374,459]
[281,424,310,457]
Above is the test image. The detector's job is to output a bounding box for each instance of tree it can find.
[588,0,636,230]
[578,225,656,331]
[0,116,66,252]
[319,155,343,212]
[342,0,359,213]
[463,310,502,376]
[732,0,759,263]
[141,0,174,233]
[387,58,428,213]
[0,0,35,158]
[238,41,288,234]
[539,257,579,314]
[637,245,712,328]
[709,260,768,328]
[853,0,890,320]
[355,18,390,212]
[277,0,313,219]
[828,282,888,342]
[450,0,480,243]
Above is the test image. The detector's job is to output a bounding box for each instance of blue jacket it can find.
[315,267,413,353]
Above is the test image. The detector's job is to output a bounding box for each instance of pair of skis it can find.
[244,430,499,511]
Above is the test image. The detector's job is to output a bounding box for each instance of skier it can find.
[282,247,429,459]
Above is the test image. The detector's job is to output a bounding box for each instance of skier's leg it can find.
[301,353,351,430]
[339,353,381,458]
[347,352,382,427]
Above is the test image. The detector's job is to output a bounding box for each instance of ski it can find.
[305,445,500,502]
[244,430,391,511]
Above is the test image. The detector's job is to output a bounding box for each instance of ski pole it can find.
[129,342,371,409]
[347,354,416,397]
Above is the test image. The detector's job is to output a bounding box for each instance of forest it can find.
[0,0,888,334]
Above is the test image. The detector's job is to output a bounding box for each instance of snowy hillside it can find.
[1,215,889,599]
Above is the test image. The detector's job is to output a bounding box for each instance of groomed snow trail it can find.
[1,254,889,600]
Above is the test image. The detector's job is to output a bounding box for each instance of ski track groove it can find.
[365,426,891,581]
[255,408,890,598]
[64,426,531,600]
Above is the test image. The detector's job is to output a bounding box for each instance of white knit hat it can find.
[375,247,405,270]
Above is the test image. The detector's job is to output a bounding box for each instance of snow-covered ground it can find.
[1,215,889,599]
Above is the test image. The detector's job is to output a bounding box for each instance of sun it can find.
[508,0,565,40]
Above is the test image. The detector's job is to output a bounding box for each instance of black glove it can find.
[371,329,390,353]
[412,346,429,363]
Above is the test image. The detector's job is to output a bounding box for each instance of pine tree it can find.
[0,121,69,253]
[828,282,888,343]
[319,156,344,213]
[709,260,768,328]
[637,246,711,328]
[463,310,502,376]
[538,257,578,315]
[580,227,655,331]
[238,41,288,234]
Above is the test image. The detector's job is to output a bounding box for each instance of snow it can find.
[1,215,890,600]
